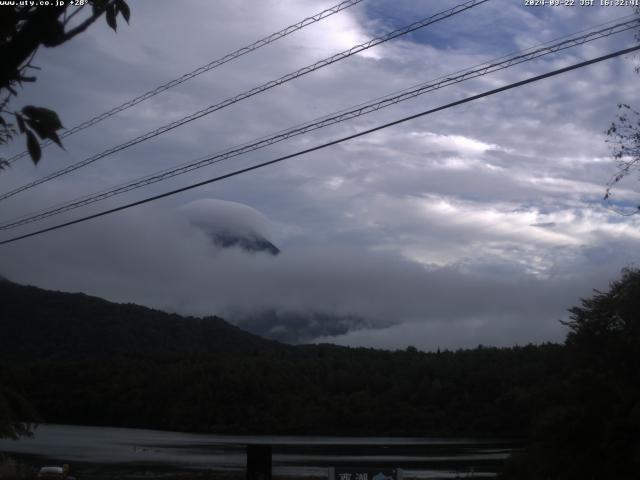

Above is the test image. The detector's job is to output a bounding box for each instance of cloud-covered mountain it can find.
[209,231,280,255]
[235,309,373,344]
[181,199,280,255]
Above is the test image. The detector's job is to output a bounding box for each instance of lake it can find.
[0,424,518,479]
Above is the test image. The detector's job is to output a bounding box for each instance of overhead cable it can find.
[1,17,637,231]
[5,0,365,164]
[0,0,490,202]
[1,44,638,246]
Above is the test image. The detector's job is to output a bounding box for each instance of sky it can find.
[1,0,640,350]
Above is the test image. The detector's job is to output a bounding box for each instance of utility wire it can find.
[0,0,490,203]
[1,17,636,231]
[6,0,365,165]
[1,44,637,246]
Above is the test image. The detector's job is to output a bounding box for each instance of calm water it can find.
[0,424,517,479]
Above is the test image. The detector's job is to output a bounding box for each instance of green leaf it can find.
[21,106,65,149]
[22,106,63,131]
[25,118,46,139]
[40,20,65,47]
[91,0,109,16]
[15,114,25,134]
[48,130,64,149]
[26,130,41,165]
[105,4,117,31]
[116,0,130,23]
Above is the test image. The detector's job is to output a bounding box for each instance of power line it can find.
[0,0,490,203]
[5,0,365,165]
[2,17,636,231]
[2,44,637,247]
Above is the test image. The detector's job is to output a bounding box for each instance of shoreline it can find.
[1,452,497,480]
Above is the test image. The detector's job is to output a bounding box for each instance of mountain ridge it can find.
[0,279,283,360]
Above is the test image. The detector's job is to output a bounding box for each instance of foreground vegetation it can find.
[501,268,640,480]
[1,343,563,437]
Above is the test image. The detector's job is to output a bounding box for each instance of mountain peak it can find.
[210,231,280,255]
[180,199,281,256]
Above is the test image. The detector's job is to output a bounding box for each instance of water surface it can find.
[0,424,517,479]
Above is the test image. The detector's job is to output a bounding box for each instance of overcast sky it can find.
[1,0,639,350]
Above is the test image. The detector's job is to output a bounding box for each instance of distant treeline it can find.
[0,343,563,437]
[1,269,639,479]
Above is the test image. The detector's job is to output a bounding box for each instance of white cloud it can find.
[408,131,506,155]
[180,198,275,240]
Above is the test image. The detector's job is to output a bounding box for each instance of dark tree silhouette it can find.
[606,103,640,214]
[604,8,640,214]
[0,0,129,438]
[0,0,130,167]
[501,268,640,480]
[0,386,37,440]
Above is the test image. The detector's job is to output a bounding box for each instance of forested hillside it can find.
[0,278,280,359]
[0,342,564,436]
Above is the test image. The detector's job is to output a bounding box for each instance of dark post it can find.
[246,444,272,480]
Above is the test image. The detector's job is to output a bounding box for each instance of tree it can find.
[0,386,37,440]
[605,103,640,214]
[501,268,640,480]
[0,0,130,439]
[604,7,640,213]
[0,0,130,167]
[565,267,640,353]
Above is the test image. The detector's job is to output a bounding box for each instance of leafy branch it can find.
[604,103,640,214]
[0,0,130,166]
